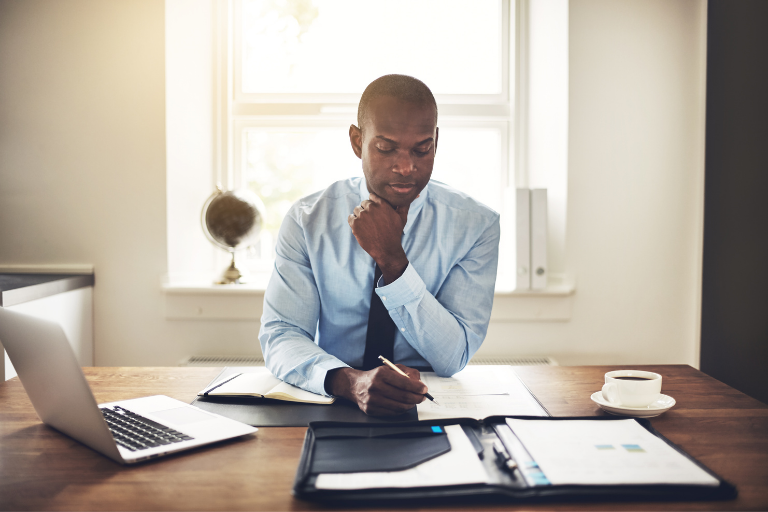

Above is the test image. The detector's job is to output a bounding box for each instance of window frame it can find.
[214,0,518,286]
[230,0,511,106]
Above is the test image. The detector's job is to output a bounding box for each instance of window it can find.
[216,0,516,285]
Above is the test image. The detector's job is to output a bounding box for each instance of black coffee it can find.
[615,376,652,381]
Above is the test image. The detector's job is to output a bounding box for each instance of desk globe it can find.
[201,187,265,284]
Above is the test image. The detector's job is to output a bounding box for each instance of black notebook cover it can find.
[312,425,450,473]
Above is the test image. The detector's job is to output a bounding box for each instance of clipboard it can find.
[292,416,737,504]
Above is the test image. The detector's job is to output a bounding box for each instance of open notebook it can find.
[198,368,335,405]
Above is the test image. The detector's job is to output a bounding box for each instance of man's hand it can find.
[325,365,427,416]
[348,192,409,284]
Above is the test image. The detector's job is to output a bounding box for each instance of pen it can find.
[378,355,440,405]
[493,439,519,479]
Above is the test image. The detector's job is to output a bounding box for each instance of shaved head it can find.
[357,74,437,134]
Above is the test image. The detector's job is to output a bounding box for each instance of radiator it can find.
[179,355,557,367]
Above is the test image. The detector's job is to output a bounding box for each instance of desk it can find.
[0,365,766,511]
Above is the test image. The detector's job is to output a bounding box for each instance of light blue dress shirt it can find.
[259,177,500,396]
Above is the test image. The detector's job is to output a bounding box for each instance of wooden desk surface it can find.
[0,365,766,511]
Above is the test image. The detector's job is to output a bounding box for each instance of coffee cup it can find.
[601,370,662,408]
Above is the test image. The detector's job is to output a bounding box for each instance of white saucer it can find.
[590,392,676,418]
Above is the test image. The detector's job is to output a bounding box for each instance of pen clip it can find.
[493,439,519,476]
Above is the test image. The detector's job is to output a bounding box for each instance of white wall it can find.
[0,0,707,368]
[0,0,258,366]
[481,0,708,366]
[166,0,218,282]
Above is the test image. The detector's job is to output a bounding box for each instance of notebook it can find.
[198,368,334,404]
[0,307,257,464]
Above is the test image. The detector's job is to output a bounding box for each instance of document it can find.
[198,368,334,405]
[506,418,720,486]
[417,366,547,420]
[420,365,517,395]
[314,425,490,490]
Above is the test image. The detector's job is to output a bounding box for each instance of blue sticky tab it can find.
[431,426,443,433]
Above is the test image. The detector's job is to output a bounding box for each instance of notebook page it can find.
[421,365,516,395]
[506,418,719,486]
[202,369,334,403]
[418,366,547,420]
[267,381,335,404]
[205,371,281,396]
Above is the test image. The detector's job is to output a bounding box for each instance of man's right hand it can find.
[325,365,427,416]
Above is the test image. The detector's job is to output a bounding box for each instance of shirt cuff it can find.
[309,358,351,397]
[375,263,426,311]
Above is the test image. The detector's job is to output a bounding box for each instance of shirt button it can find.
[400,328,405,332]
[381,296,386,301]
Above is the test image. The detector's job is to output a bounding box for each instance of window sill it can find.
[161,275,574,321]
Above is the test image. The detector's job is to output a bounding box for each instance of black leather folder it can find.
[293,416,737,504]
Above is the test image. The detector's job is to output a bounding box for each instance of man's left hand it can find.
[348,192,409,284]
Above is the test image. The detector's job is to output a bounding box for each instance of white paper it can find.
[200,369,334,404]
[418,394,544,421]
[314,425,490,490]
[208,371,281,395]
[421,365,517,395]
[266,380,335,404]
[417,366,547,420]
[506,419,720,486]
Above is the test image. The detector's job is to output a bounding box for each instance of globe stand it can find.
[216,252,245,285]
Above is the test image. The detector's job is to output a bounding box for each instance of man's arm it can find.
[259,208,429,416]
[349,193,500,377]
[258,213,349,395]
[376,217,500,376]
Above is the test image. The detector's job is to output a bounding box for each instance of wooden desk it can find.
[0,365,766,511]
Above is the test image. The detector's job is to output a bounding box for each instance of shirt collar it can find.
[358,178,428,235]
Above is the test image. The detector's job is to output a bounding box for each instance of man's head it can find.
[357,75,438,132]
[350,75,439,209]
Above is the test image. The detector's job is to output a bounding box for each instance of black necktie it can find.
[361,264,396,370]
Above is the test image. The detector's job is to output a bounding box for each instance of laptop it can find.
[0,307,257,464]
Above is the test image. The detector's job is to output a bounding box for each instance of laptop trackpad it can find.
[151,406,216,425]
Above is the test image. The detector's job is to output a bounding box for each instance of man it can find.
[259,74,500,416]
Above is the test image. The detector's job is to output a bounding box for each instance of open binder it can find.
[293,416,736,504]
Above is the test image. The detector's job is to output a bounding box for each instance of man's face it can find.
[350,95,438,209]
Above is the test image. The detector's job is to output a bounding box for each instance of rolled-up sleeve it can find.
[375,217,500,377]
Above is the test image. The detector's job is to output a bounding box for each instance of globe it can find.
[201,187,265,284]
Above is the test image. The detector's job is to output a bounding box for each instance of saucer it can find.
[590,392,676,418]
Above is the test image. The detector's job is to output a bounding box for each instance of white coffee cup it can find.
[601,370,662,408]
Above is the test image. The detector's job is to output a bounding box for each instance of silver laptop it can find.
[0,307,257,464]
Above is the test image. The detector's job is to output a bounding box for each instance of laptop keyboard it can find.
[100,406,195,452]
